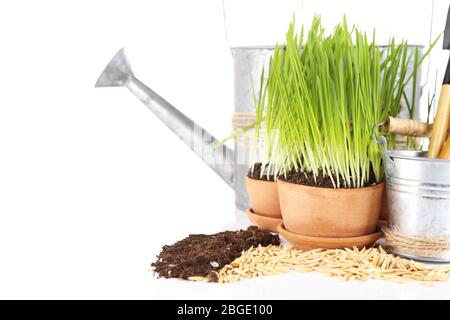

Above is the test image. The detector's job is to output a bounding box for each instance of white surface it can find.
[225,0,434,47]
[153,272,450,300]
[0,0,449,299]
[149,211,450,300]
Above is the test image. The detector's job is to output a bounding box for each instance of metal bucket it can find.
[381,147,450,262]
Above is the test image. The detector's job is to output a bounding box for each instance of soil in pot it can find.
[247,163,276,181]
[152,226,279,281]
[279,168,377,188]
[246,163,282,221]
[278,169,383,238]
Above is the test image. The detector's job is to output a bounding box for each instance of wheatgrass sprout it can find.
[252,16,436,188]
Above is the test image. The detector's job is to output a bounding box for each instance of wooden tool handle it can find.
[428,85,450,158]
[439,136,450,159]
[384,117,432,137]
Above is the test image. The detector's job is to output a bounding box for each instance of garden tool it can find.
[382,116,450,138]
[428,5,450,158]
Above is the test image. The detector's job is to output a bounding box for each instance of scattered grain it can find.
[212,245,450,284]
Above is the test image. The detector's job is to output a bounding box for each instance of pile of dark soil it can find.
[247,163,276,181]
[152,226,279,281]
[279,169,377,188]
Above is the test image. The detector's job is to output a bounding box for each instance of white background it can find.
[0,0,449,299]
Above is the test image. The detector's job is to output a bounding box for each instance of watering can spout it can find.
[95,48,133,88]
[95,48,235,188]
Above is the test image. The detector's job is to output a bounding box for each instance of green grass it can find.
[252,15,437,187]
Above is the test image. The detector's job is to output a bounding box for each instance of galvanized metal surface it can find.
[95,49,235,189]
[389,248,450,263]
[231,47,274,209]
[383,149,450,262]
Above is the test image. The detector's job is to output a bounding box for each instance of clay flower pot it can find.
[246,176,281,218]
[277,223,384,250]
[277,180,384,238]
[247,209,281,232]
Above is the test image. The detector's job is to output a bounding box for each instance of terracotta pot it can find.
[380,186,388,221]
[277,223,383,250]
[277,180,384,238]
[246,176,281,218]
[247,208,282,232]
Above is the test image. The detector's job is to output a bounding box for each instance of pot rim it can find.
[246,176,277,183]
[277,179,385,192]
[247,208,282,222]
[387,149,450,163]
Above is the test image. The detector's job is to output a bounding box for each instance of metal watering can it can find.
[96,45,425,212]
[95,47,273,210]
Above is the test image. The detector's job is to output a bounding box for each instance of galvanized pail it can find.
[377,141,450,262]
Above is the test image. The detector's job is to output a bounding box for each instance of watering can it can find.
[96,45,425,212]
[95,47,273,210]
